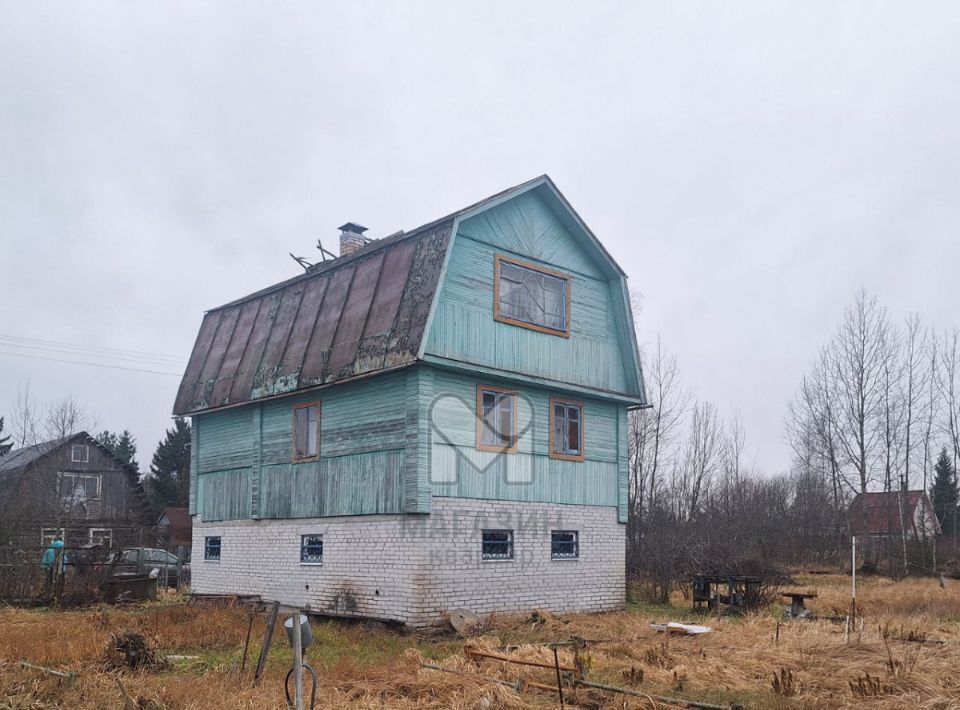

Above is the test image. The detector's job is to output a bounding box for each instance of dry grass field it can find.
[3,573,960,709]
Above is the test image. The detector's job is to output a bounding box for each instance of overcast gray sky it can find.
[2,2,958,473]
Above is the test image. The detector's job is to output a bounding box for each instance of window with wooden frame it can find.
[494,255,571,337]
[71,444,89,463]
[59,472,102,501]
[550,398,584,461]
[476,385,517,453]
[293,402,320,461]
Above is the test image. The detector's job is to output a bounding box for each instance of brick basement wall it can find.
[191,498,625,627]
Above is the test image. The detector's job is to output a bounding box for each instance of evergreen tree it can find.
[144,417,191,515]
[930,447,958,537]
[95,429,139,472]
[0,416,12,456]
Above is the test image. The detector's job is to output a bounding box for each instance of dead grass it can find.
[2,574,960,708]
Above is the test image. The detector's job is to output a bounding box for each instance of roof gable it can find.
[0,432,149,515]
[420,177,645,400]
[848,490,933,534]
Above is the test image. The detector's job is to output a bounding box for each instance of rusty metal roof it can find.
[173,220,453,415]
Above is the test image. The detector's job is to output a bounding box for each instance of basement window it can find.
[481,529,514,561]
[477,385,517,452]
[71,444,90,463]
[495,255,570,336]
[551,530,579,560]
[204,536,221,561]
[300,535,323,565]
[293,402,320,461]
[550,399,584,461]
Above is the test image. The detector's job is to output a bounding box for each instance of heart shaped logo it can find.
[427,391,537,486]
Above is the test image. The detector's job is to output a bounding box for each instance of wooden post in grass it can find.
[253,601,279,686]
[292,612,304,710]
[239,608,255,674]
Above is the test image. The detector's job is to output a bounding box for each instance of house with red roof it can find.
[848,490,941,540]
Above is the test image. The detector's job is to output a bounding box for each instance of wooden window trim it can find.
[292,401,321,463]
[71,444,89,463]
[493,254,572,338]
[549,397,585,462]
[476,384,518,454]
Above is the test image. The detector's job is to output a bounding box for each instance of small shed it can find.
[156,507,192,557]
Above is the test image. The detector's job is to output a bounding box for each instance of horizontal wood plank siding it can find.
[425,368,619,508]
[193,372,408,520]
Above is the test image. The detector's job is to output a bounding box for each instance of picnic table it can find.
[692,575,762,613]
[782,591,817,619]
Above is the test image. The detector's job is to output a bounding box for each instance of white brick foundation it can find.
[191,498,624,627]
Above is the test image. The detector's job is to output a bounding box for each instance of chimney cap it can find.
[338,222,369,234]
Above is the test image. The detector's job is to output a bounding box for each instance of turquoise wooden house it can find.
[174,175,645,625]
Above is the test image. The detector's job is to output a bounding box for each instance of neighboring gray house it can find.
[174,176,646,626]
[0,432,149,551]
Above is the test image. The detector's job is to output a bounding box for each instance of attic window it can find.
[494,255,570,336]
[293,402,320,461]
[71,444,89,463]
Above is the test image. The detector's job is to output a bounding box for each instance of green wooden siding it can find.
[192,372,407,520]
[425,368,622,509]
[423,191,637,397]
[258,450,404,518]
[198,468,251,521]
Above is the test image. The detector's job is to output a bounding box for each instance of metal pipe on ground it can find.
[572,678,743,710]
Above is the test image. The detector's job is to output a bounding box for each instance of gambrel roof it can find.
[174,175,645,415]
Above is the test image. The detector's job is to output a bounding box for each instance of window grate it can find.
[482,529,514,560]
[300,534,323,564]
[204,536,221,561]
[551,530,579,559]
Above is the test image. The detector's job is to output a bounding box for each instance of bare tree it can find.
[673,401,722,522]
[937,328,960,468]
[43,395,95,441]
[787,348,855,508]
[830,290,890,493]
[627,338,689,565]
[10,382,40,447]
